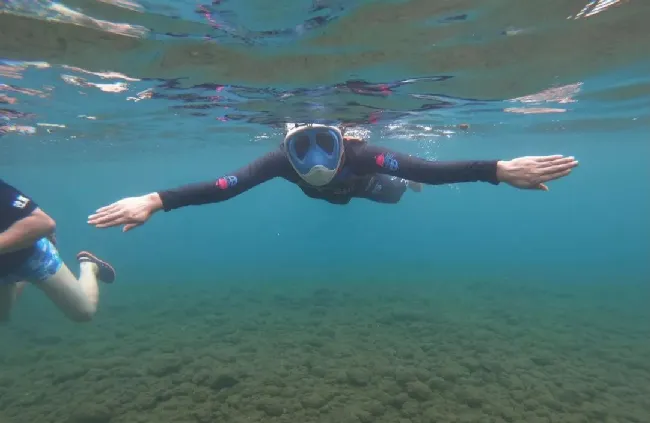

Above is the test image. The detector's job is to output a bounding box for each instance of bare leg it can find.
[35,246,115,323]
[3,236,115,323]
[37,260,106,322]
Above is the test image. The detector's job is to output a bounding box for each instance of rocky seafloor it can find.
[1,278,649,423]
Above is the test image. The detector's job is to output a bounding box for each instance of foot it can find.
[408,181,423,193]
[77,251,116,283]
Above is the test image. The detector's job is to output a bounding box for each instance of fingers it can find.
[123,223,140,232]
[535,155,565,162]
[538,156,577,168]
[88,209,126,227]
[87,211,116,224]
[93,203,120,214]
[527,161,575,190]
[88,206,120,225]
[539,160,578,176]
[92,218,124,228]
[538,168,573,183]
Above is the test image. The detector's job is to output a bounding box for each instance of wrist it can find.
[145,192,163,213]
[495,160,509,182]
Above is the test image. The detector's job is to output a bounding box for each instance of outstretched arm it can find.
[88,148,292,232]
[351,143,499,185]
[158,149,290,211]
[350,144,577,190]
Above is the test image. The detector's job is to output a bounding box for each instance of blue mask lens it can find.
[285,127,343,177]
[292,134,311,160]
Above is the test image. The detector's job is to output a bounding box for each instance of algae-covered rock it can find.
[423,406,446,423]
[309,366,327,378]
[388,392,409,409]
[256,397,284,416]
[455,386,484,409]
[210,373,239,390]
[192,369,239,391]
[301,393,329,409]
[364,399,385,417]
[2,279,649,423]
[68,404,112,423]
[395,367,418,386]
[428,376,447,391]
[406,380,432,401]
[438,362,466,382]
[346,368,370,386]
[53,367,88,384]
[399,400,420,418]
[345,406,372,423]
[147,355,182,377]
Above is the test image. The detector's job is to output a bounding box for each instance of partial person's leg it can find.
[406,180,423,192]
[39,262,101,322]
[0,282,17,322]
[0,278,27,323]
[26,238,115,322]
[15,281,27,298]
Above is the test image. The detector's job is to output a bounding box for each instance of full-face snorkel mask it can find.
[283,123,344,186]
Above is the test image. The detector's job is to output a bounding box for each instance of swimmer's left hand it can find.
[496,155,579,191]
[87,193,163,232]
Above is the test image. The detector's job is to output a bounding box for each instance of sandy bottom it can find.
[1,278,649,423]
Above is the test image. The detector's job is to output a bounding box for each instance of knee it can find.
[67,304,97,323]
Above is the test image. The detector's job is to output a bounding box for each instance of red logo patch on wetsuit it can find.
[375,153,399,171]
[216,176,238,189]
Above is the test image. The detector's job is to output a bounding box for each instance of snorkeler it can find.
[0,178,116,323]
[87,123,578,232]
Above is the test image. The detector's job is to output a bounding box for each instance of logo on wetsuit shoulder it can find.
[216,176,238,189]
[375,153,399,171]
[12,195,30,209]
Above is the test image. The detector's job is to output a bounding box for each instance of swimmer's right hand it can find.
[87,193,163,232]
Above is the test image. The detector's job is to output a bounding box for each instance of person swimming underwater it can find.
[87,123,578,232]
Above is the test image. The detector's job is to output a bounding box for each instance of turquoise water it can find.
[1,1,650,422]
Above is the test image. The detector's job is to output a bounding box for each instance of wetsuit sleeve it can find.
[0,179,38,225]
[157,148,292,211]
[349,143,500,185]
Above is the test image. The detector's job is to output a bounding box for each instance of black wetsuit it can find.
[158,139,500,211]
[0,179,38,277]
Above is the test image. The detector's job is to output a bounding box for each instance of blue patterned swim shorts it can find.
[0,237,63,284]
